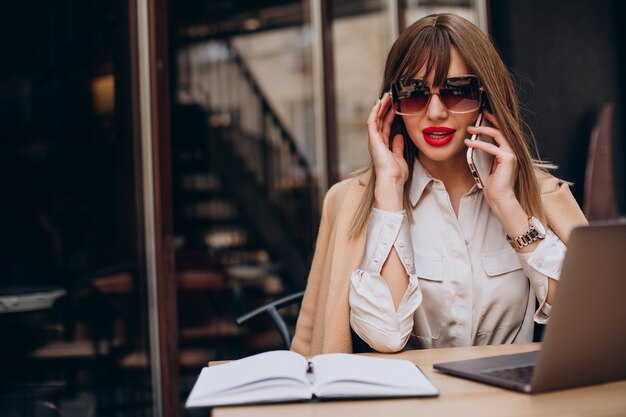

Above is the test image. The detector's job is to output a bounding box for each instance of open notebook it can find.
[186,350,438,408]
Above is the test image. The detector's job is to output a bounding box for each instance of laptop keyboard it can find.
[481,365,535,385]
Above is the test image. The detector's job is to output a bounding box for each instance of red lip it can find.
[422,126,456,147]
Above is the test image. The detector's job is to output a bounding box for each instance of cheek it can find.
[461,113,480,129]
[401,115,425,141]
[456,125,470,139]
[453,114,478,141]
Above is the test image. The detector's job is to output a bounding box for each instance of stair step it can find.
[203,227,248,249]
[214,249,270,266]
[175,148,207,164]
[180,173,221,192]
[176,249,220,270]
[183,199,238,220]
[225,265,285,294]
[225,263,280,281]
[119,348,218,370]
[177,269,227,291]
[180,321,243,340]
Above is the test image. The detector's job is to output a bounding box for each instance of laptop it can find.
[434,222,626,393]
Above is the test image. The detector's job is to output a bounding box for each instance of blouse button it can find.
[464,240,470,247]
[536,258,544,268]
[398,241,405,248]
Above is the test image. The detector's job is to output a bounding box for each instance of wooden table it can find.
[211,343,626,417]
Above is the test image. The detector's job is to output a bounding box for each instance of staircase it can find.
[173,39,318,287]
[171,39,319,360]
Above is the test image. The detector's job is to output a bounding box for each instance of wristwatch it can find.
[506,216,546,250]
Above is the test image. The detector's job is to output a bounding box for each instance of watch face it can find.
[530,216,546,236]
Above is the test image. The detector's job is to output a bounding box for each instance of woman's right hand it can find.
[367,92,408,211]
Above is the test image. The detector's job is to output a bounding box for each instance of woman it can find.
[291,13,586,356]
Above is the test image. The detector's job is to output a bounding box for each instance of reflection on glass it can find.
[333,0,391,177]
[169,1,318,413]
[404,0,479,31]
[0,1,154,416]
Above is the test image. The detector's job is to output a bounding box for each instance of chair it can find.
[583,103,620,220]
[236,291,304,350]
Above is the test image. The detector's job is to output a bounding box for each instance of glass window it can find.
[0,1,155,415]
[404,0,482,30]
[169,1,318,412]
[332,0,392,178]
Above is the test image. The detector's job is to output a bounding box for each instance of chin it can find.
[416,141,465,163]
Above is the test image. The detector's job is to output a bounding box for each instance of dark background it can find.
[490,0,625,210]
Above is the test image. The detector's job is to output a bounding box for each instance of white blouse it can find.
[349,159,566,353]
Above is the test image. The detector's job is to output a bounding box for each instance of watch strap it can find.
[506,217,545,250]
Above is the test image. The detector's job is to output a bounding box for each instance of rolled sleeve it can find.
[516,228,566,324]
[350,269,422,352]
[349,208,422,352]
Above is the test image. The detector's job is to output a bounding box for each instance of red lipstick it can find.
[422,126,456,147]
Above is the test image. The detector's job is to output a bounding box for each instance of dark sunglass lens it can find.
[440,77,481,112]
[403,90,430,114]
[395,80,429,114]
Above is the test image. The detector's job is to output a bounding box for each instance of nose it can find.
[425,92,448,120]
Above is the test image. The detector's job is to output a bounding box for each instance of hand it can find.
[464,111,518,210]
[367,93,408,210]
[465,112,540,251]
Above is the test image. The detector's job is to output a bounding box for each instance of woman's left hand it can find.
[464,111,519,210]
[465,111,544,254]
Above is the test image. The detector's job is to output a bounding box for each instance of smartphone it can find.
[466,112,495,189]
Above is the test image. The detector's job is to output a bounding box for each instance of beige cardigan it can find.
[291,169,588,356]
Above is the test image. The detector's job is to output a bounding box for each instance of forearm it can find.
[515,228,567,322]
[374,180,404,211]
[491,197,558,303]
[546,277,557,305]
[489,196,540,254]
[380,247,410,310]
[373,180,410,309]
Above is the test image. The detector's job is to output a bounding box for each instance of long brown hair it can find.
[349,13,550,237]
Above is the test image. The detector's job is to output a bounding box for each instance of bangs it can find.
[399,24,453,86]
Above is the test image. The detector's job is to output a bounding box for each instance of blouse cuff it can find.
[517,228,566,280]
[516,228,565,323]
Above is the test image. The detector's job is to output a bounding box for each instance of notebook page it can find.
[187,378,311,407]
[186,350,310,407]
[311,353,438,398]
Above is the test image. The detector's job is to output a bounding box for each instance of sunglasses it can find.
[391,75,485,116]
